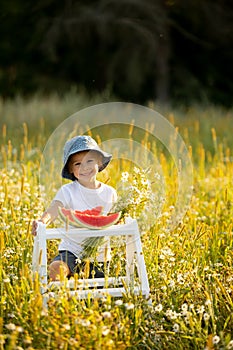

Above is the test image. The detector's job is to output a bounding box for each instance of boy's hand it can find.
[31,220,39,236]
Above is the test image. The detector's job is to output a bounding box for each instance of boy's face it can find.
[68,150,103,184]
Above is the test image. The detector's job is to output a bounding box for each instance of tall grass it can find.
[0,95,232,349]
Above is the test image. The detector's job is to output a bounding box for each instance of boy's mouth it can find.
[80,170,92,176]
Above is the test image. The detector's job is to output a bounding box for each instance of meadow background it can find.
[0,92,232,349]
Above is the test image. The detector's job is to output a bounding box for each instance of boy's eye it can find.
[74,159,94,166]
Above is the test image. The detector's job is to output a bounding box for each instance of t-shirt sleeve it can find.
[53,186,71,208]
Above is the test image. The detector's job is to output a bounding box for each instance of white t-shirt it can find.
[53,180,117,261]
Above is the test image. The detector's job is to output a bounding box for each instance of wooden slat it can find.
[45,286,146,300]
[47,276,128,289]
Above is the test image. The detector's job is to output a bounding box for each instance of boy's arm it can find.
[38,200,63,224]
[31,200,63,236]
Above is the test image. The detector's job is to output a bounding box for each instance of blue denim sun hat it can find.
[62,135,112,180]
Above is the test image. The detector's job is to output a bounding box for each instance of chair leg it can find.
[129,231,150,299]
[32,235,39,274]
[125,234,136,292]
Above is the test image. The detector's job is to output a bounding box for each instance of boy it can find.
[32,135,117,280]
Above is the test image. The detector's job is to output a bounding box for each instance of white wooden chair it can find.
[32,217,150,303]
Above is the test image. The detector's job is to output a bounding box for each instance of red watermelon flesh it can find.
[71,212,121,230]
[74,206,103,216]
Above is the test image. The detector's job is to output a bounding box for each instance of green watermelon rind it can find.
[71,212,121,230]
[59,207,82,227]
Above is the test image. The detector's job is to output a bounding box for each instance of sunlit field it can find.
[0,94,232,349]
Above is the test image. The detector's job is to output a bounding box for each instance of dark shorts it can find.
[52,250,105,278]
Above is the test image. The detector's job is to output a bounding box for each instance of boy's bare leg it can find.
[48,261,70,281]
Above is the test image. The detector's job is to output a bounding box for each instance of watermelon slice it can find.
[59,206,104,227]
[71,212,121,230]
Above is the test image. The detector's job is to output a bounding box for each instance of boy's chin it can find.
[78,176,96,184]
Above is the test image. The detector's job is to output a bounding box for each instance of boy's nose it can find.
[81,162,89,170]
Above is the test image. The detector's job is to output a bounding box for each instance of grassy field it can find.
[0,94,233,349]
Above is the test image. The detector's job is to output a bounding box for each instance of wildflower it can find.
[166,309,178,320]
[106,340,114,346]
[69,338,78,346]
[7,313,15,319]
[196,305,205,314]
[173,323,180,332]
[102,326,110,336]
[227,340,233,349]
[5,323,16,331]
[154,303,163,312]
[23,336,32,344]
[212,335,220,345]
[83,319,91,327]
[133,167,140,174]
[115,299,123,306]
[3,278,10,283]
[77,319,91,327]
[125,302,134,310]
[203,313,210,321]
[62,324,70,330]
[181,303,188,312]
[75,257,82,264]
[169,280,175,288]
[141,178,150,186]
[181,303,189,316]
[102,311,111,319]
[161,247,175,257]
[177,274,185,284]
[121,172,129,182]
[16,326,24,333]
